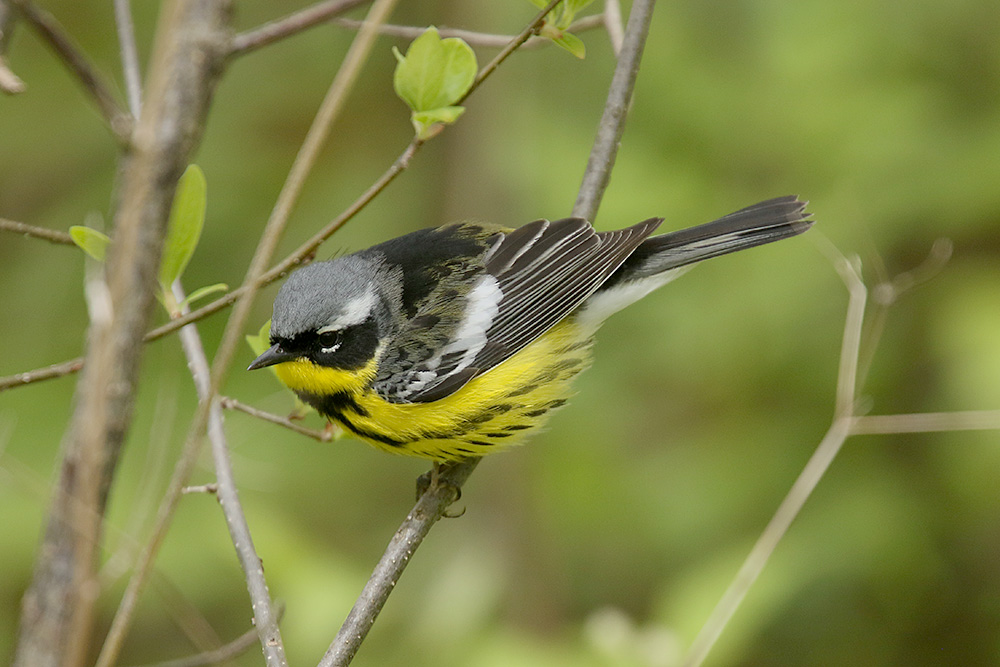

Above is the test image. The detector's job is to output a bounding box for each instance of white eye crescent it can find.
[318,330,342,353]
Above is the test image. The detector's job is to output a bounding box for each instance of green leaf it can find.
[412,106,466,140]
[549,31,586,59]
[69,226,111,262]
[393,27,477,119]
[182,283,228,308]
[159,164,207,290]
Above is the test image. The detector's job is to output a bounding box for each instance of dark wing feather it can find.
[469,217,662,372]
[380,216,662,403]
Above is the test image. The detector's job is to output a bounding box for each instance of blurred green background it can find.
[2,1,1000,665]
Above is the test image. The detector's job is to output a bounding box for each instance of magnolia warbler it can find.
[248,196,812,461]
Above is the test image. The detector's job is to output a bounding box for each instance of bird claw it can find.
[415,462,465,517]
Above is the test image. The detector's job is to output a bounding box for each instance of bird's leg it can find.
[415,461,465,517]
[415,463,437,499]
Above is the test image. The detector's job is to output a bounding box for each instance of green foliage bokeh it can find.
[1,1,999,666]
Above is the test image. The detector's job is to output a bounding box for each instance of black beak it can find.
[247,343,300,371]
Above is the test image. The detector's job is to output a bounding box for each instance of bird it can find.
[248,196,812,461]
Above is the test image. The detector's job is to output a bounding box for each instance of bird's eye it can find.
[318,330,342,352]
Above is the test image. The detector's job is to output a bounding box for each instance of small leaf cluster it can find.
[70,165,227,316]
[393,27,477,140]
[528,0,595,58]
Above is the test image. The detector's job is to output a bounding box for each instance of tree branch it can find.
[849,410,1000,435]
[228,0,371,57]
[332,14,605,49]
[573,0,656,221]
[460,0,564,103]
[11,0,132,142]
[602,0,624,55]
[176,282,288,665]
[0,358,84,390]
[682,247,867,667]
[221,396,334,442]
[319,460,481,667]
[13,2,232,666]
[0,217,75,244]
[134,603,285,667]
[113,0,143,117]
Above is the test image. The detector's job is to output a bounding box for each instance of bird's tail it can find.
[576,196,812,328]
[610,195,812,285]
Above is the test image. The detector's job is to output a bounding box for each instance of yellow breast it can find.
[274,319,593,461]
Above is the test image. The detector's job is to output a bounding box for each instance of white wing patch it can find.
[431,274,501,369]
[399,275,502,395]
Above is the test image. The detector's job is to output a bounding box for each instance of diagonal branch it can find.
[681,248,868,667]
[573,0,656,221]
[221,396,334,442]
[175,282,288,665]
[332,14,605,49]
[0,218,75,244]
[113,0,143,117]
[228,0,371,57]
[11,0,132,142]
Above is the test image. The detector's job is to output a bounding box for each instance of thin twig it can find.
[181,484,218,495]
[0,218,75,244]
[96,287,292,667]
[228,0,371,57]
[682,245,868,667]
[0,358,84,391]
[221,396,333,441]
[113,0,143,117]
[12,0,132,142]
[461,0,563,103]
[858,239,953,388]
[832,256,866,418]
[572,0,655,221]
[332,14,605,49]
[850,410,1000,435]
[320,460,481,667]
[175,283,287,666]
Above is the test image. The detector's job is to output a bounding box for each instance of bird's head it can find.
[248,256,400,376]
